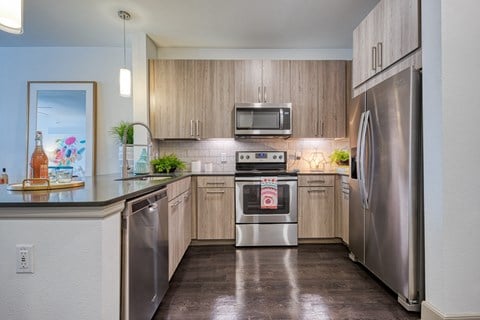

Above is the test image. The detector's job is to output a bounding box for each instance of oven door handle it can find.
[234,176,298,182]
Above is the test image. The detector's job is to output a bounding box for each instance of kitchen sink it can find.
[115,174,175,182]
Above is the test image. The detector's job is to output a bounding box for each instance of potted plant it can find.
[110,121,134,145]
[329,149,349,166]
[150,154,186,173]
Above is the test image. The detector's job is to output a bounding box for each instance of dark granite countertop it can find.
[0,170,351,207]
[0,173,188,207]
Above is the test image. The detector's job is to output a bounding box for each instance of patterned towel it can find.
[261,177,278,209]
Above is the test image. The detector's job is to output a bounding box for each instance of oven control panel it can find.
[236,151,286,163]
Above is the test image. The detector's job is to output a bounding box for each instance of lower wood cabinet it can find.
[168,177,191,280]
[335,175,350,244]
[298,175,335,238]
[197,176,235,240]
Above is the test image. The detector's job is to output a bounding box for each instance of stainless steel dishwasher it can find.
[121,187,168,320]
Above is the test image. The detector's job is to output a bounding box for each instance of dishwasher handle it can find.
[124,187,167,217]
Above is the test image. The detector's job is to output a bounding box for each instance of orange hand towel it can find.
[261,177,278,209]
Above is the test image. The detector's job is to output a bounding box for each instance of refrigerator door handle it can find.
[363,110,372,210]
[357,111,367,207]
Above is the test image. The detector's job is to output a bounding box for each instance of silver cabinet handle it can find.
[377,42,383,69]
[170,200,181,209]
[371,46,377,71]
[190,119,194,136]
[308,180,326,183]
[263,86,267,103]
[196,120,200,137]
[257,86,261,102]
[206,182,225,185]
[315,121,319,136]
[206,190,225,194]
[321,122,325,137]
[307,189,326,193]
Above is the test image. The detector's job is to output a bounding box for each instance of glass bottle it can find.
[30,131,49,180]
[1,168,8,184]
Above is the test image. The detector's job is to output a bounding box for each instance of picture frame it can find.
[27,81,97,177]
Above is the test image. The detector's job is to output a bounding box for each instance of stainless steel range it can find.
[235,151,298,247]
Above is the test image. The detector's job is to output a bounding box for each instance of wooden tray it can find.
[7,178,85,191]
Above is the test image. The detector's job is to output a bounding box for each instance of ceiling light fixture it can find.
[118,10,131,98]
[0,0,23,34]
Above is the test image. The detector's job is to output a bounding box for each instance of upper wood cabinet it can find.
[194,60,235,139]
[150,60,197,139]
[291,60,348,138]
[352,0,419,88]
[150,59,349,139]
[291,60,319,138]
[234,60,291,103]
[149,60,235,139]
[321,61,347,138]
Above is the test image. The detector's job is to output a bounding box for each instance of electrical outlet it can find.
[220,153,227,163]
[16,245,34,273]
[295,151,302,160]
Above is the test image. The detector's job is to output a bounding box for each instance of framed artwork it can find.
[27,81,97,177]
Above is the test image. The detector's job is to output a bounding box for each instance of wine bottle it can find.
[1,168,8,184]
[30,131,49,180]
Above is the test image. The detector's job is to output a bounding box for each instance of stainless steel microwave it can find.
[234,102,292,137]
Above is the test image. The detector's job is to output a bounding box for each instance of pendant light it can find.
[118,10,131,98]
[0,0,23,34]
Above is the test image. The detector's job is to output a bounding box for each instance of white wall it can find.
[0,47,133,182]
[422,0,480,316]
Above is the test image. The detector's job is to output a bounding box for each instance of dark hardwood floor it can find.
[154,244,420,320]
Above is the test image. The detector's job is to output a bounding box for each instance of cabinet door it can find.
[319,61,346,138]
[150,60,195,139]
[342,190,349,244]
[262,60,291,103]
[183,190,192,252]
[334,176,343,238]
[290,60,319,138]
[168,197,182,279]
[352,1,384,87]
[298,186,335,238]
[352,18,370,88]
[197,187,234,240]
[196,60,235,138]
[234,60,263,103]
[382,0,419,69]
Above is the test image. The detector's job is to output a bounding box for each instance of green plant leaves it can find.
[150,154,186,173]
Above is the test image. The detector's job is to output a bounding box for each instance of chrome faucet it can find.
[122,122,155,178]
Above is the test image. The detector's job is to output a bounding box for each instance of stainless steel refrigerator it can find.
[348,67,424,311]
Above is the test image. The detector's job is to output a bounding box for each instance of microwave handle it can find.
[280,108,284,129]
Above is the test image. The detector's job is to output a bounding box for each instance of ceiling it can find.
[0,0,379,48]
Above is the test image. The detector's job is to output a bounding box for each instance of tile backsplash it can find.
[155,138,349,172]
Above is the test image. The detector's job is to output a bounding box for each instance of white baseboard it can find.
[422,301,480,320]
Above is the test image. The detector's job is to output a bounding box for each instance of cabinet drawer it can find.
[197,176,234,188]
[299,175,334,187]
[167,176,192,200]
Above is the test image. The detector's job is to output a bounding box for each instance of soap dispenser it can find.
[135,148,149,174]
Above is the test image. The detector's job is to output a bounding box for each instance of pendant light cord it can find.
[118,10,131,68]
[123,16,126,68]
